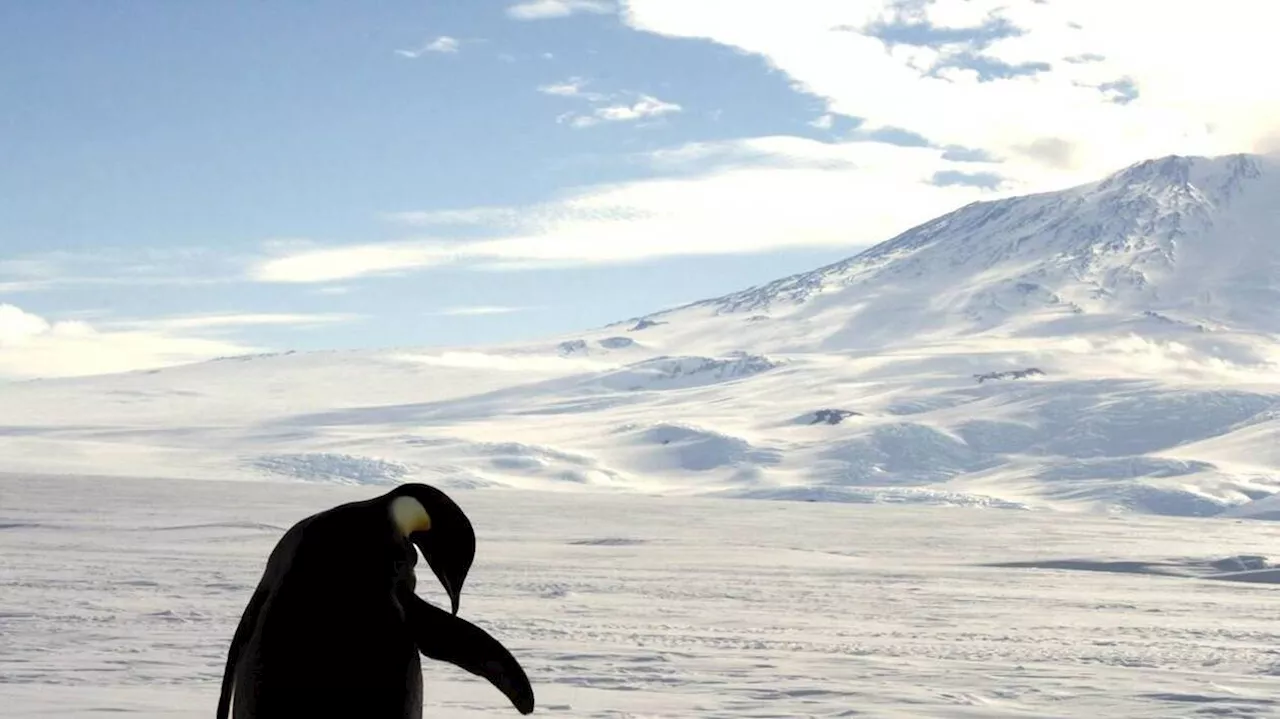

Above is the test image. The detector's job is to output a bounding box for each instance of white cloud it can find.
[250,242,461,283]
[0,304,51,344]
[537,77,601,99]
[250,136,1000,282]
[100,313,358,332]
[618,0,1280,183]
[809,114,835,130]
[555,91,680,127]
[395,35,461,58]
[427,306,536,317]
[537,76,678,128]
[0,304,263,379]
[570,94,682,127]
[507,0,613,20]
[251,3,1280,285]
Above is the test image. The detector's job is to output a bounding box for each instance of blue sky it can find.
[0,0,1268,377]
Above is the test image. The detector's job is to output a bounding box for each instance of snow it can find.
[4,153,1280,716]
[1,154,1278,519]
[5,473,1280,717]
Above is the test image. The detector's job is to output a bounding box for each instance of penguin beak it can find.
[410,528,473,615]
[389,486,477,615]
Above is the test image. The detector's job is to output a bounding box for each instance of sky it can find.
[1,0,1275,379]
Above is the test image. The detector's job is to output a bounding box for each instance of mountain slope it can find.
[616,153,1279,352]
[1,153,1277,519]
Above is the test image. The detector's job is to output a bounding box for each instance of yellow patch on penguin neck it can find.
[390,495,432,536]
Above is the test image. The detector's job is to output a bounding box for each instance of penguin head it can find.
[387,483,476,615]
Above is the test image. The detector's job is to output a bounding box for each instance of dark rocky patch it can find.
[629,318,666,331]
[558,339,588,355]
[806,409,863,425]
[975,367,1045,383]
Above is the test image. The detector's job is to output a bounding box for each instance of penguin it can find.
[215,482,535,718]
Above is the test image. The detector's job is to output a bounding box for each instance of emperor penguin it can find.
[215,483,535,718]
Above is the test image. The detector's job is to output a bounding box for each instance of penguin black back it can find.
[216,483,535,718]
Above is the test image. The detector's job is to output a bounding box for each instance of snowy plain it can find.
[4,473,1280,718]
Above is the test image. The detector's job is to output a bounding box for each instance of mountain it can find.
[2,153,1278,519]
[624,152,1279,347]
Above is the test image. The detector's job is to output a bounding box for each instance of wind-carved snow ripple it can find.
[618,422,784,473]
[812,423,998,487]
[1029,389,1277,458]
[468,440,626,485]
[246,452,410,485]
[598,352,783,392]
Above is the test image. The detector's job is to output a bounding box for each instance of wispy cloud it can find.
[250,242,460,283]
[249,136,1002,283]
[537,77,602,99]
[380,208,524,228]
[507,0,613,21]
[426,305,537,317]
[809,114,835,130]
[100,313,359,333]
[395,35,461,58]
[1,274,237,293]
[539,76,681,128]
[568,95,682,128]
[0,249,244,294]
[0,303,262,379]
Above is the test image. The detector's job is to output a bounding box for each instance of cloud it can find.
[930,169,1005,189]
[0,304,51,344]
[507,0,614,20]
[570,95,682,127]
[250,242,461,283]
[809,114,835,130]
[1013,136,1078,170]
[1256,132,1280,157]
[0,248,244,294]
[250,136,1003,282]
[100,313,359,333]
[426,306,537,317]
[381,208,525,228]
[618,0,1280,184]
[395,35,461,58]
[0,304,262,379]
[537,77,603,99]
[541,81,682,128]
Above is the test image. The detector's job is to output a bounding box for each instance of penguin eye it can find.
[390,496,432,537]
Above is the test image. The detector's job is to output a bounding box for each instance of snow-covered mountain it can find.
[3,153,1278,519]
[627,152,1279,347]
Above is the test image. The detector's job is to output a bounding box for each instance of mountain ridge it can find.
[1,152,1277,522]
[623,152,1277,340]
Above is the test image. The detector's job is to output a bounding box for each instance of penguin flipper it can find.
[216,587,268,719]
[401,590,535,715]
